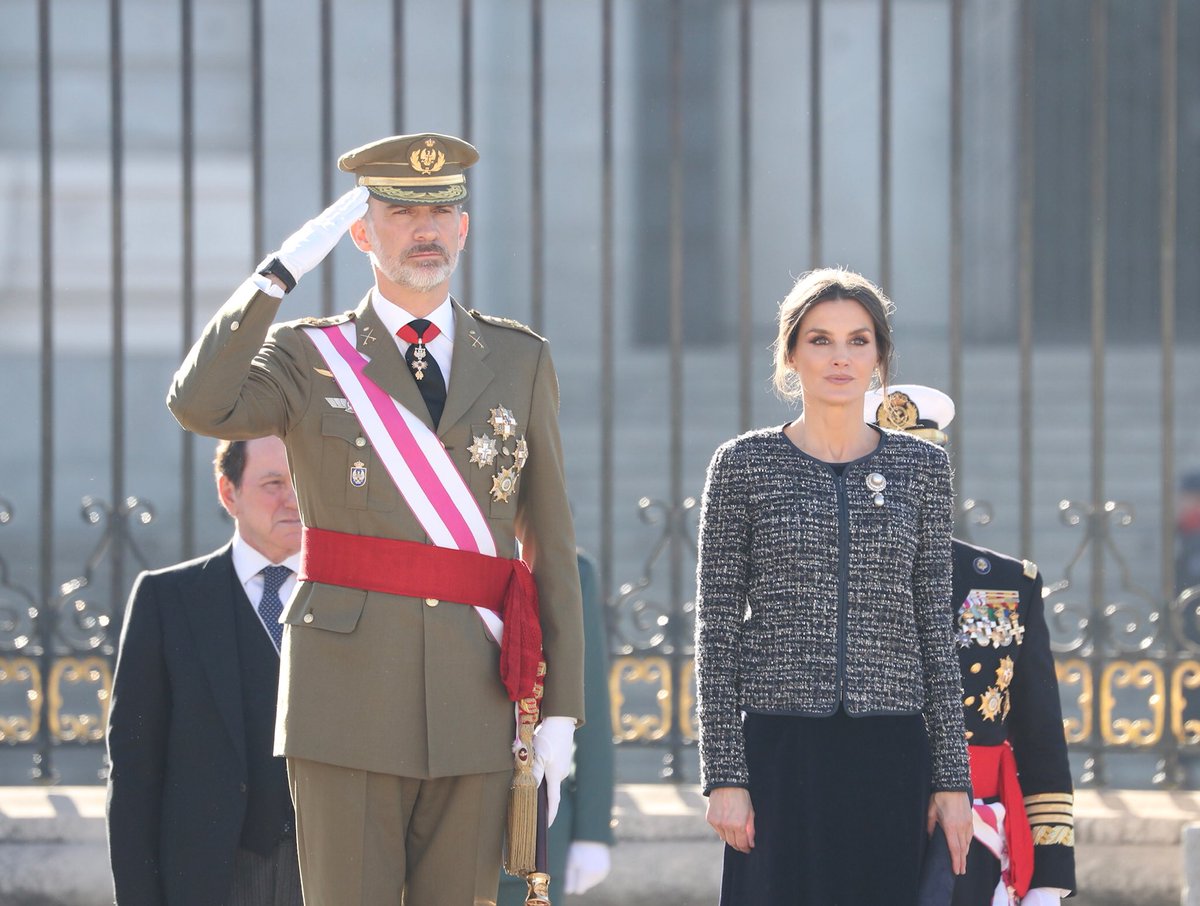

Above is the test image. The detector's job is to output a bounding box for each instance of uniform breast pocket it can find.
[318,413,396,512]
[465,422,521,519]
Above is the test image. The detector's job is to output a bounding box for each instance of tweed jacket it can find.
[695,425,970,795]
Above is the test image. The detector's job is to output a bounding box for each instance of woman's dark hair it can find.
[772,266,895,402]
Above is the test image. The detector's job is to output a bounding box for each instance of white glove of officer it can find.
[530,715,575,827]
[1021,889,1066,905]
[564,841,611,895]
[259,186,369,290]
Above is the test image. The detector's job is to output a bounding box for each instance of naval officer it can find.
[868,384,1076,905]
[168,132,584,905]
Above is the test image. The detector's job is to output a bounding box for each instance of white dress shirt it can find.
[371,290,455,387]
[230,531,301,647]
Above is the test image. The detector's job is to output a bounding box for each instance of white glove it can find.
[564,841,611,895]
[530,715,575,827]
[261,186,369,289]
[1020,889,1066,905]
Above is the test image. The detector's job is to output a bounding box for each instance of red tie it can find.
[396,321,441,345]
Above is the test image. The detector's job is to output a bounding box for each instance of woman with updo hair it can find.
[695,267,972,904]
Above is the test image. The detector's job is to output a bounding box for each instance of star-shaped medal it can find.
[491,467,518,503]
[996,656,1015,691]
[978,686,1003,722]
[488,406,519,440]
[468,434,499,469]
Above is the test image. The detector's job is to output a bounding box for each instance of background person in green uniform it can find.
[498,550,615,904]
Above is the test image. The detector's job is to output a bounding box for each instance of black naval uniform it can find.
[950,539,1076,904]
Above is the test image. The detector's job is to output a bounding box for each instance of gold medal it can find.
[488,406,519,440]
[491,467,518,503]
[996,655,1014,691]
[469,434,499,468]
[978,686,1003,722]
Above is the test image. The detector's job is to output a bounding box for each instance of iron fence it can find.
[0,0,1196,786]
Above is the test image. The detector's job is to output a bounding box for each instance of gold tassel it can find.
[505,717,538,875]
[505,661,547,878]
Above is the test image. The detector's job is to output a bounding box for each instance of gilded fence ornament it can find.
[49,657,111,743]
[1100,660,1164,747]
[609,656,672,742]
[1056,659,1092,745]
[0,657,41,743]
[1170,661,1200,744]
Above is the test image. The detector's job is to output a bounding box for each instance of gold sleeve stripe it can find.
[1023,792,1074,806]
[1026,803,1074,817]
[1027,812,1074,826]
[1031,826,1074,847]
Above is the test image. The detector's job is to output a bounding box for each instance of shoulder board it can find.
[1022,559,1039,580]
[293,311,355,328]
[469,310,543,339]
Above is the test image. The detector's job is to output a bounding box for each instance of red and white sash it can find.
[302,321,504,642]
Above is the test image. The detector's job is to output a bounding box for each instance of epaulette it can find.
[293,310,355,328]
[1022,559,1039,580]
[469,310,543,339]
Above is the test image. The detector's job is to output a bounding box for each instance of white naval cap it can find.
[864,384,956,445]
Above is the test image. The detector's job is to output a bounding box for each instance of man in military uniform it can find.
[169,133,584,905]
[868,385,1076,905]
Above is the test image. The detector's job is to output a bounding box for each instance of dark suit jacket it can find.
[106,543,291,906]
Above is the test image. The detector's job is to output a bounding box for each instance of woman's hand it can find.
[706,787,756,854]
[928,791,972,874]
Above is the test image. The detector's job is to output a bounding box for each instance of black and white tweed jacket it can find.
[694,425,970,795]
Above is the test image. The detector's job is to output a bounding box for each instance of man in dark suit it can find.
[106,435,303,906]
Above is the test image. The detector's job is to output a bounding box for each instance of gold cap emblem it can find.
[876,391,918,431]
[409,137,447,175]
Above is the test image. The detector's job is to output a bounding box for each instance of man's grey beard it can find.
[361,212,461,292]
[372,246,459,292]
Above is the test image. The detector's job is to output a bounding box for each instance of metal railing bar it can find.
[180,0,196,559]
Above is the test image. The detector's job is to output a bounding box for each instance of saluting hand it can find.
[259,186,370,291]
[706,786,755,854]
[928,790,973,875]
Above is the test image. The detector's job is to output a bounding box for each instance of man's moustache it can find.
[406,244,448,260]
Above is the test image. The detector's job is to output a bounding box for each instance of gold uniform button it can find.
[425,597,439,608]
[964,696,976,706]
[965,731,974,740]
[355,437,367,448]
[303,613,314,624]
[970,663,982,674]
[230,320,240,331]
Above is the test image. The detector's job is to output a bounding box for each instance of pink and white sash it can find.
[973,802,1017,906]
[302,322,504,642]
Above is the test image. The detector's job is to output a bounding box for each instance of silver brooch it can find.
[866,472,886,507]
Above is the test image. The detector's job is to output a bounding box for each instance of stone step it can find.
[0,785,1192,906]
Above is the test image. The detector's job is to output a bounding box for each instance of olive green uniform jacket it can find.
[168,280,584,779]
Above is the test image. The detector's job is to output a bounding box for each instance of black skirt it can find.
[720,707,932,906]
